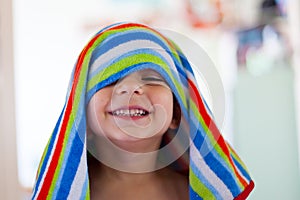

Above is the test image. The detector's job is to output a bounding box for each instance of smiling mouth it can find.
[109,108,150,117]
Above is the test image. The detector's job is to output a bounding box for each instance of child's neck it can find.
[91,135,163,173]
[96,162,159,183]
[109,136,162,153]
[89,161,189,200]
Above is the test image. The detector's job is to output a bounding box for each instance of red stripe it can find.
[111,22,148,30]
[37,80,75,199]
[35,23,176,198]
[37,23,151,198]
[234,180,255,200]
[188,79,248,187]
[36,32,101,199]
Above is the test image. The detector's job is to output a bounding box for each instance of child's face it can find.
[87,69,177,143]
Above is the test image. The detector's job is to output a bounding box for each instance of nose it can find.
[115,76,144,95]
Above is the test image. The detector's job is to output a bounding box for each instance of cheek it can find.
[151,90,174,117]
[86,98,100,133]
[86,92,110,134]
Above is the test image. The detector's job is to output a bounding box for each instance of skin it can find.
[86,69,188,200]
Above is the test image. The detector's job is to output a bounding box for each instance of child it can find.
[31,22,254,200]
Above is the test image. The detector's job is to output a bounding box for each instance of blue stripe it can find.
[179,49,215,118]
[90,30,173,65]
[79,174,89,200]
[52,88,86,198]
[190,185,204,200]
[32,105,66,199]
[86,64,144,102]
[88,47,174,80]
[51,122,78,198]
[86,63,189,119]
[55,120,85,199]
[90,28,187,80]
[189,115,240,197]
[177,50,193,74]
[190,158,222,199]
[232,155,251,182]
[94,22,124,36]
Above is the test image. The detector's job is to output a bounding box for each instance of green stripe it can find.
[190,168,216,199]
[87,53,187,109]
[87,53,165,90]
[37,132,52,176]
[88,24,188,109]
[228,144,250,176]
[85,182,90,200]
[45,24,188,198]
[90,24,159,50]
[189,100,243,188]
[48,45,93,197]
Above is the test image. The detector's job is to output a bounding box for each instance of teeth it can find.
[112,109,147,116]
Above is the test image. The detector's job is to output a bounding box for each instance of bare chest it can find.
[90,181,187,200]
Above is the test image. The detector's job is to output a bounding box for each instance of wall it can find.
[234,67,300,199]
[0,0,21,199]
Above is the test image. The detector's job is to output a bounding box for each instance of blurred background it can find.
[1,0,300,199]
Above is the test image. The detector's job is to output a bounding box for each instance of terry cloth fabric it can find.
[31,22,254,200]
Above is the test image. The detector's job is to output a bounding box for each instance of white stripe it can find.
[32,109,67,199]
[89,39,178,75]
[190,142,234,200]
[67,141,88,200]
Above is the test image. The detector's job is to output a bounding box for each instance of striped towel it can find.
[32,22,254,200]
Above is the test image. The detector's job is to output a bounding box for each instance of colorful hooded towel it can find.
[32,22,254,200]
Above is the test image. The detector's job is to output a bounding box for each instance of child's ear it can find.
[169,97,181,129]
